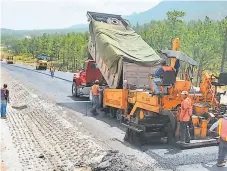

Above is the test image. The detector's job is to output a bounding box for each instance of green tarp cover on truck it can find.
[89,20,161,74]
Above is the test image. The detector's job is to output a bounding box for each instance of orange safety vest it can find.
[92,84,99,96]
[179,97,192,122]
[218,118,227,141]
[162,66,173,71]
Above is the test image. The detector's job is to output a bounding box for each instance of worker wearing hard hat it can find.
[90,80,100,115]
[179,90,192,143]
[209,113,227,167]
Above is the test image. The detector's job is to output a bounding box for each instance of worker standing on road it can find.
[209,113,227,167]
[1,84,9,119]
[90,80,99,115]
[179,90,192,143]
[150,61,174,94]
[50,64,55,78]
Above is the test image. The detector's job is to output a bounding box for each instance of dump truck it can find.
[36,55,48,70]
[72,60,104,98]
[75,11,227,148]
[72,11,161,98]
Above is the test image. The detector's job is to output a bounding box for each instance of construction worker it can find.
[50,64,55,78]
[209,113,227,167]
[90,80,99,115]
[1,84,9,119]
[174,59,180,76]
[179,90,192,143]
[150,61,174,94]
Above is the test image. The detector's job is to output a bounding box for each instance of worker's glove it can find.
[149,74,155,79]
[208,130,217,137]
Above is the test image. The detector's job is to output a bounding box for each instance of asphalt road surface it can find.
[1,62,226,171]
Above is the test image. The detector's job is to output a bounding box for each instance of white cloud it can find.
[1,0,161,30]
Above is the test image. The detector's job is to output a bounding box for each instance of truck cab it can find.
[72,59,104,97]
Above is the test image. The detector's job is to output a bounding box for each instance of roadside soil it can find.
[0,69,161,171]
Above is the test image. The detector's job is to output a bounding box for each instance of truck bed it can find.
[87,11,161,89]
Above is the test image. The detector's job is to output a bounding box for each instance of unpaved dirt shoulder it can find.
[1,69,167,171]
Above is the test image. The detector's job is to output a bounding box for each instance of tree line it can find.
[134,11,227,85]
[3,32,89,71]
[2,11,227,85]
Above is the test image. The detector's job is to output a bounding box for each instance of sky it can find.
[1,0,161,30]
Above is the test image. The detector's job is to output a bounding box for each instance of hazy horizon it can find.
[1,0,160,30]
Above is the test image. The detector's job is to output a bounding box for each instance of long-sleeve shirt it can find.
[155,67,164,77]
[179,97,192,121]
[209,117,227,131]
[150,67,164,77]
[174,59,180,72]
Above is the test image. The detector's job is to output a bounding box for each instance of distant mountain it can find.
[1,27,88,39]
[69,1,227,29]
[124,1,227,25]
[70,24,88,29]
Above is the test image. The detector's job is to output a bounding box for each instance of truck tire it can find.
[72,82,79,97]
[109,107,117,118]
[99,89,104,108]
[116,109,124,123]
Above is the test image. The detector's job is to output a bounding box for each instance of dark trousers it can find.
[180,121,190,143]
[218,139,227,163]
[51,71,54,77]
[90,96,99,115]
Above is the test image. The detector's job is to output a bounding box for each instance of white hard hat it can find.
[181,91,189,95]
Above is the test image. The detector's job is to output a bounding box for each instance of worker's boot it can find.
[217,160,226,167]
[91,110,98,116]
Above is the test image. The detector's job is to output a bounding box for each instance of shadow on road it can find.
[67,95,89,101]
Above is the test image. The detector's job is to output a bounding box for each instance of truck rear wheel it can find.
[109,107,117,118]
[72,82,79,97]
[116,109,124,123]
